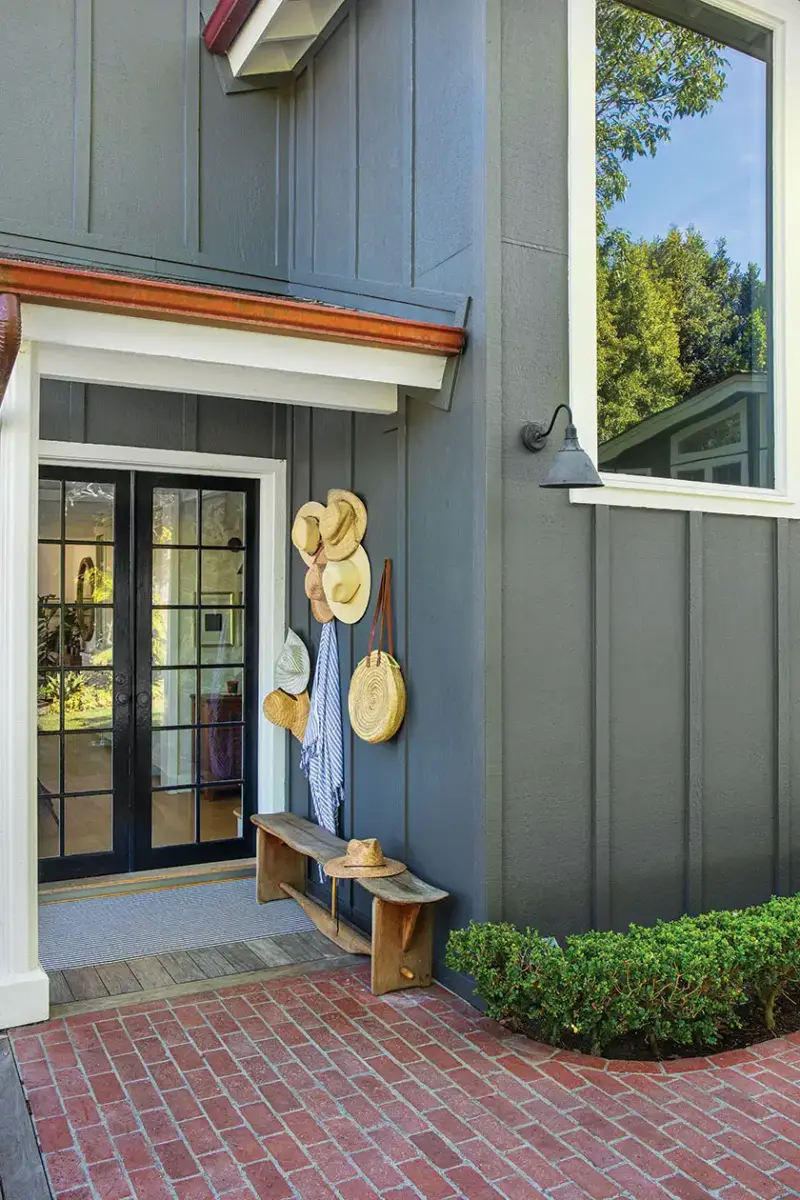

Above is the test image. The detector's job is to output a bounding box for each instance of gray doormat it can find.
[39,879,314,971]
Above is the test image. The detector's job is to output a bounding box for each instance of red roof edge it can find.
[203,0,260,55]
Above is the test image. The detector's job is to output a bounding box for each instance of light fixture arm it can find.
[520,404,574,453]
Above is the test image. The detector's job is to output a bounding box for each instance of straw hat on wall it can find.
[305,554,334,623]
[322,545,371,625]
[291,501,326,567]
[318,490,367,561]
[262,689,310,742]
[274,629,310,695]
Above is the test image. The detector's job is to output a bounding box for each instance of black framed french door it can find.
[133,473,259,871]
[37,468,259,881]
[37,468,132,882]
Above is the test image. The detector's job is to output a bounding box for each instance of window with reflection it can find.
[150,486,246,849]
[595,0,772,488]
[37,477,116,861]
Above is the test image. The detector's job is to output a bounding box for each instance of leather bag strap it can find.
[366,559,394,665]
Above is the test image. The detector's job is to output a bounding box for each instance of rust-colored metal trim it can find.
[0,294,21,408]
[0,259,465,358]
[203,0,259,54]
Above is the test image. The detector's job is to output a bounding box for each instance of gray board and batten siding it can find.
[498,0,800,940]
[283,0,494,984]
[0,0,288,292]
[27,0,493,990]
[11,0,799,989]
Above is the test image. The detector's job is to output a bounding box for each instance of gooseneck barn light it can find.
[521,404,604,489]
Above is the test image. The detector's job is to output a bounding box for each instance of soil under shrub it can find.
[517,984,800,1062]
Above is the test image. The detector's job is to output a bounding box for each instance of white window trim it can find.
[672,451,749,485]
[567,0,800,518]
[670,398,748,465]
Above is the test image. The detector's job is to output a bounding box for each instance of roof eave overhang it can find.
[204,0,348,79]
[0,260,465,415]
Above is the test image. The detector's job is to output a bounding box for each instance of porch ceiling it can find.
[0,259,465,414]
[203,0,348,79]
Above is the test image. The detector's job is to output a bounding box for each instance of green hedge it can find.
[445,896,800,1056]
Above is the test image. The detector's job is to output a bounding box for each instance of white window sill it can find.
[570,473,798,519]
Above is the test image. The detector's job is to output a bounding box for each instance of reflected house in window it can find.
[598,372,771,487]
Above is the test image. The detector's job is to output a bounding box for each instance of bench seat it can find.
[251,813,449,995]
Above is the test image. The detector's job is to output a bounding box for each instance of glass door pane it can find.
[135,475,257,869]
[37,469,131,881]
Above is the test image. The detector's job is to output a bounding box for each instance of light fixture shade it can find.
[540,424,604,489]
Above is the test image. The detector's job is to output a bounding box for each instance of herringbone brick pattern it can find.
[11,964,800,1198]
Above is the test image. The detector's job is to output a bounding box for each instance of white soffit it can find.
[228,0,347,78]
[21,305,450,414]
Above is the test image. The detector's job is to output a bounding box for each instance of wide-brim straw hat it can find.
[322,545,371,625]
[305,553,334,623]
[292,501,327,567]
[262,689,310,742]
[319,490,367,561]
[274,629,310,695]
[324,838,406,879]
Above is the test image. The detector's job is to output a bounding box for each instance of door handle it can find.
[136,691,151,708]
[115,691,130,706]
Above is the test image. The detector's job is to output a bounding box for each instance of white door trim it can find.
[39,441,288,839]
[1,298,350,1030]
[0,344,49,1029]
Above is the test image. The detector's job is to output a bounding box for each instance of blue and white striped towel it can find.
[300,621,344,862]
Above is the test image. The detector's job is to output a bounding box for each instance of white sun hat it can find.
[274,629,311,695]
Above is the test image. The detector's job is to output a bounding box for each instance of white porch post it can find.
[0,342,49,1029]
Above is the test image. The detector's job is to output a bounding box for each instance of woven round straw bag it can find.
[348,559,406,744]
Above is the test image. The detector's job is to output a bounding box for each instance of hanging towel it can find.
[300,621,344,854]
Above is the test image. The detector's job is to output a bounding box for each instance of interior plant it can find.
[38,600,84,668]
[447,894,800,1057]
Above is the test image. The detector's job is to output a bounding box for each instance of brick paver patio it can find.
[10,964,800,1199]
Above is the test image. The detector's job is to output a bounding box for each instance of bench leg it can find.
[256,828,306,903]
[370,899,433,996]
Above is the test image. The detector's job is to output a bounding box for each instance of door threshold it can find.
[46,953,359,1018]
[39,858,256,905]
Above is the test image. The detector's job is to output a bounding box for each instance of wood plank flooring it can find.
[46,929,346,1011]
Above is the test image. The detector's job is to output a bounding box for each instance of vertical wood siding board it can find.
[398,395,410,862]
[345,410,355,843]
[287,406,312,821]
[776,518,791,893]
[310,15,357,278]
[275,94,290,275]
[304,408,314,824]
[702,519,774,909]
[73,0,93,232]
[310,57,318,274]
[406,0,416,288]
[289,81,298,272]
[345,411,355,922]
[183,0,202,253]
[593,505,611,929]
[352,0,360,279]
[686,511,704,914]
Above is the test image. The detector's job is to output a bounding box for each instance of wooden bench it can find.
[251,813,449,996]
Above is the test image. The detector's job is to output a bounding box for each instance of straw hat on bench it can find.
[324,838,405,879]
